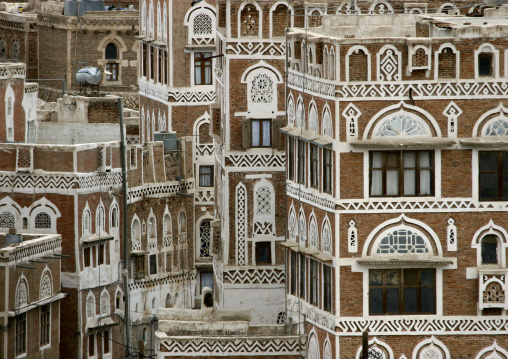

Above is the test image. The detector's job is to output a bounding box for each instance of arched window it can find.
[483,116,508,136]
[82,207,92,236]
[374,111,430,138]
[373,227,431,255]
[165,293,172,308]
[271,4,288,37]
[287,95,295,126]
[288,205,297,240]
[308,215,318,248]
[40,273,52,299]
[253,180,275,236]
[86,293,95,318]
[105,43,118,60]
[309,104,318,133]
[322,219,332,253]
[163,212,172,247]
[131,216,141,250]
[347,47,369,81]
[105,43,119,81]
[199,220,211,258]
[16,279,28,307]
[239,3,260,37]
[307,333,320,359]
[100,291,110,316]
[322,107,332,137]
[110,204,119,229]
[96,203,105,232]
[298,209,306,243]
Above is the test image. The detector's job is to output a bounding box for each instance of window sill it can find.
[461,137,508,147]
[350,138,455,149]
[357,256,454,267]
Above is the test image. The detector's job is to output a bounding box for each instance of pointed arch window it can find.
[199,220,211,258]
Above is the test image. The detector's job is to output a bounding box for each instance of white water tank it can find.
[76,66,102,85]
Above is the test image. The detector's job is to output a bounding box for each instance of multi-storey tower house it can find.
[284,7,508,358]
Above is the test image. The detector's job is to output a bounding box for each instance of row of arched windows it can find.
[0,38,19,61]
[288,205,332,255]
[288,94,332,137]
[81,200,119,237]
[0,197,60,234]
[140,107,167,143]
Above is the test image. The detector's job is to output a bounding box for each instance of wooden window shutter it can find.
[272,118,282,149]
[242,118,251,149]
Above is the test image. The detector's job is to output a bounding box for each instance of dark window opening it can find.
[84,247,91,268]
[88,334,95,357]
[482,235,498,264]
[149,253,157,275]
[298,140,306,184]
[323,148,332,193]
[290,251,297,295]
[369,269,435,315]
[105,43,118,59]
[288,137,295,181]
[479,152,508,200]
[479,53,493,76]
[98,244,104,265]
[310,144,319,188]
[324,265,332,311]
[299,254,305,299]
[103,330,110,354]
[310,259,319,305]
[256,242,271,264]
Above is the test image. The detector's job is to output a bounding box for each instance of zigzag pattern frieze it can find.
[336,317,508,335]
[338,80,508,100]
[227,154,285,168]
[0,174,77,191]
[223,267,285,285]
[337,199,508,212]
[226,41,285,57]
[160,337,300,355]
[287,71,336,98]
[287,184,335,210]
[129,269,196,291]
[168,90,216,103]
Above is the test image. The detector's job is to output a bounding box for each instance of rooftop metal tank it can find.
[76,66,102,86]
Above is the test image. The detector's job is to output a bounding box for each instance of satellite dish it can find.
[76,66,102,85]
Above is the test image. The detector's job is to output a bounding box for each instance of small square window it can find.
[106,63,119,81]
[251,119,271,147]
[199,166,214,187]
[256,242,271,264]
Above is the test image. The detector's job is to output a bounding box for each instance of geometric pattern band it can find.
[335,317,508,336]
[159,336,301,356]
[223,267,285,285]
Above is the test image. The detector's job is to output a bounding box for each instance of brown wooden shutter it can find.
[242,118,251,149]
[272,118,282,149]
